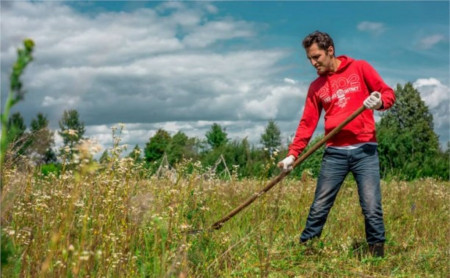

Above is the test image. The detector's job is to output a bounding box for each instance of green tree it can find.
[223,138,252,178]
[166,131,197,165]
[260,119,281,156]
[43,149,57,164]
[58,109,86,158]
[28,113,55,165]
[238,138,267,178]
[6,112,27,151]
[144,129,171,162]
[3,112,30,162]
[206,123,228,149]
[377,82,447,179]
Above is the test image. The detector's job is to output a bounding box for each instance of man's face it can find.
[305,43,334,75]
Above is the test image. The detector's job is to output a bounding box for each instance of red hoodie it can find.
[288,55,395,158]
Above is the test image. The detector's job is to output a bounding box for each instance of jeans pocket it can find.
[362,144,377,156]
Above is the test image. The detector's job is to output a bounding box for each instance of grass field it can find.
[1,156,449,277]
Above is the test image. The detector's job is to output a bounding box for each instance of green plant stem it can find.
[1,92,16,166]
[1,39,34,190]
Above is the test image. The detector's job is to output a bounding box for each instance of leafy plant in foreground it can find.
[0,39,34,176]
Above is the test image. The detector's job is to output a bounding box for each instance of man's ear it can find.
[327,46,334,56]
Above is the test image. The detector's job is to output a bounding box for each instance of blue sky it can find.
[1,1,449,154]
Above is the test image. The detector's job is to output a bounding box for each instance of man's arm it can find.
[287,88,322,158]
[360,60,396,110]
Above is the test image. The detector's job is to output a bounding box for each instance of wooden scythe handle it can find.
[211,105,366,230]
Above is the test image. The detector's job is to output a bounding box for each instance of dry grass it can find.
[1,153,449,277]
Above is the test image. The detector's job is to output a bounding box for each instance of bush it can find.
[40,163,61,176]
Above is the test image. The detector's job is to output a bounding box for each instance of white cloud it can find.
[243,84,304,120]
[357,21,386,35]
[1,1,298,151]
[284,78,297,85]
[42,95,80,107]
[204,3,219,14]
[413,78,448,110]
[182,20,255,48]
[417,34,445,49]
[412,78,441,87]
[413,78,449,144]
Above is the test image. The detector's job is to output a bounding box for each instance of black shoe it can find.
[368,242,384,258]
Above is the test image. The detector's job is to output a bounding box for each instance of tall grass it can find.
[1,135,449,277]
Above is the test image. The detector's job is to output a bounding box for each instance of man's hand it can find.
[277,155,295,172]
[364,92,382,110]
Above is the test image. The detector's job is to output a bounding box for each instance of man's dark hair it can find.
[302,31,335,54]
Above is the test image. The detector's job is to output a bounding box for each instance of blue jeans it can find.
[300,144,385,244]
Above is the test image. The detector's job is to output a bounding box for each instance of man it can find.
[278,31,395,257]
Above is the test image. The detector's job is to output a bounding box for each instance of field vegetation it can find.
[1,147,449,277]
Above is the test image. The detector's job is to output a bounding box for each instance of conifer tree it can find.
[58,109,85,159]
[260,119,281,155]
[206,123,228,149]
[377,82,447,179]
[144,129,171,162]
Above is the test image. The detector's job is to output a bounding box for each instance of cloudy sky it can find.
[1,1,449,154]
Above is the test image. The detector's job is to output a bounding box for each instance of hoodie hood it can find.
[319,55,354,76]
[334,55,354,74]
[335,55,353,72]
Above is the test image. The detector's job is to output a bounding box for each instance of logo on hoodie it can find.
[318,74,361,108]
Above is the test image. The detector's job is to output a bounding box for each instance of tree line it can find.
[6,83,448,181]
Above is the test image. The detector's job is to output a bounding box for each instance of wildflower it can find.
[54,260,64,268]
[180,224,192,231]
[64,129,78,136]
[7,230,15,236]
[72,153,80,164]
[92,143,102,153]
[80,255,90,261]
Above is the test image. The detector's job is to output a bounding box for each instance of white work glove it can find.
[363,92,382,110]
[278,155,295,172]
